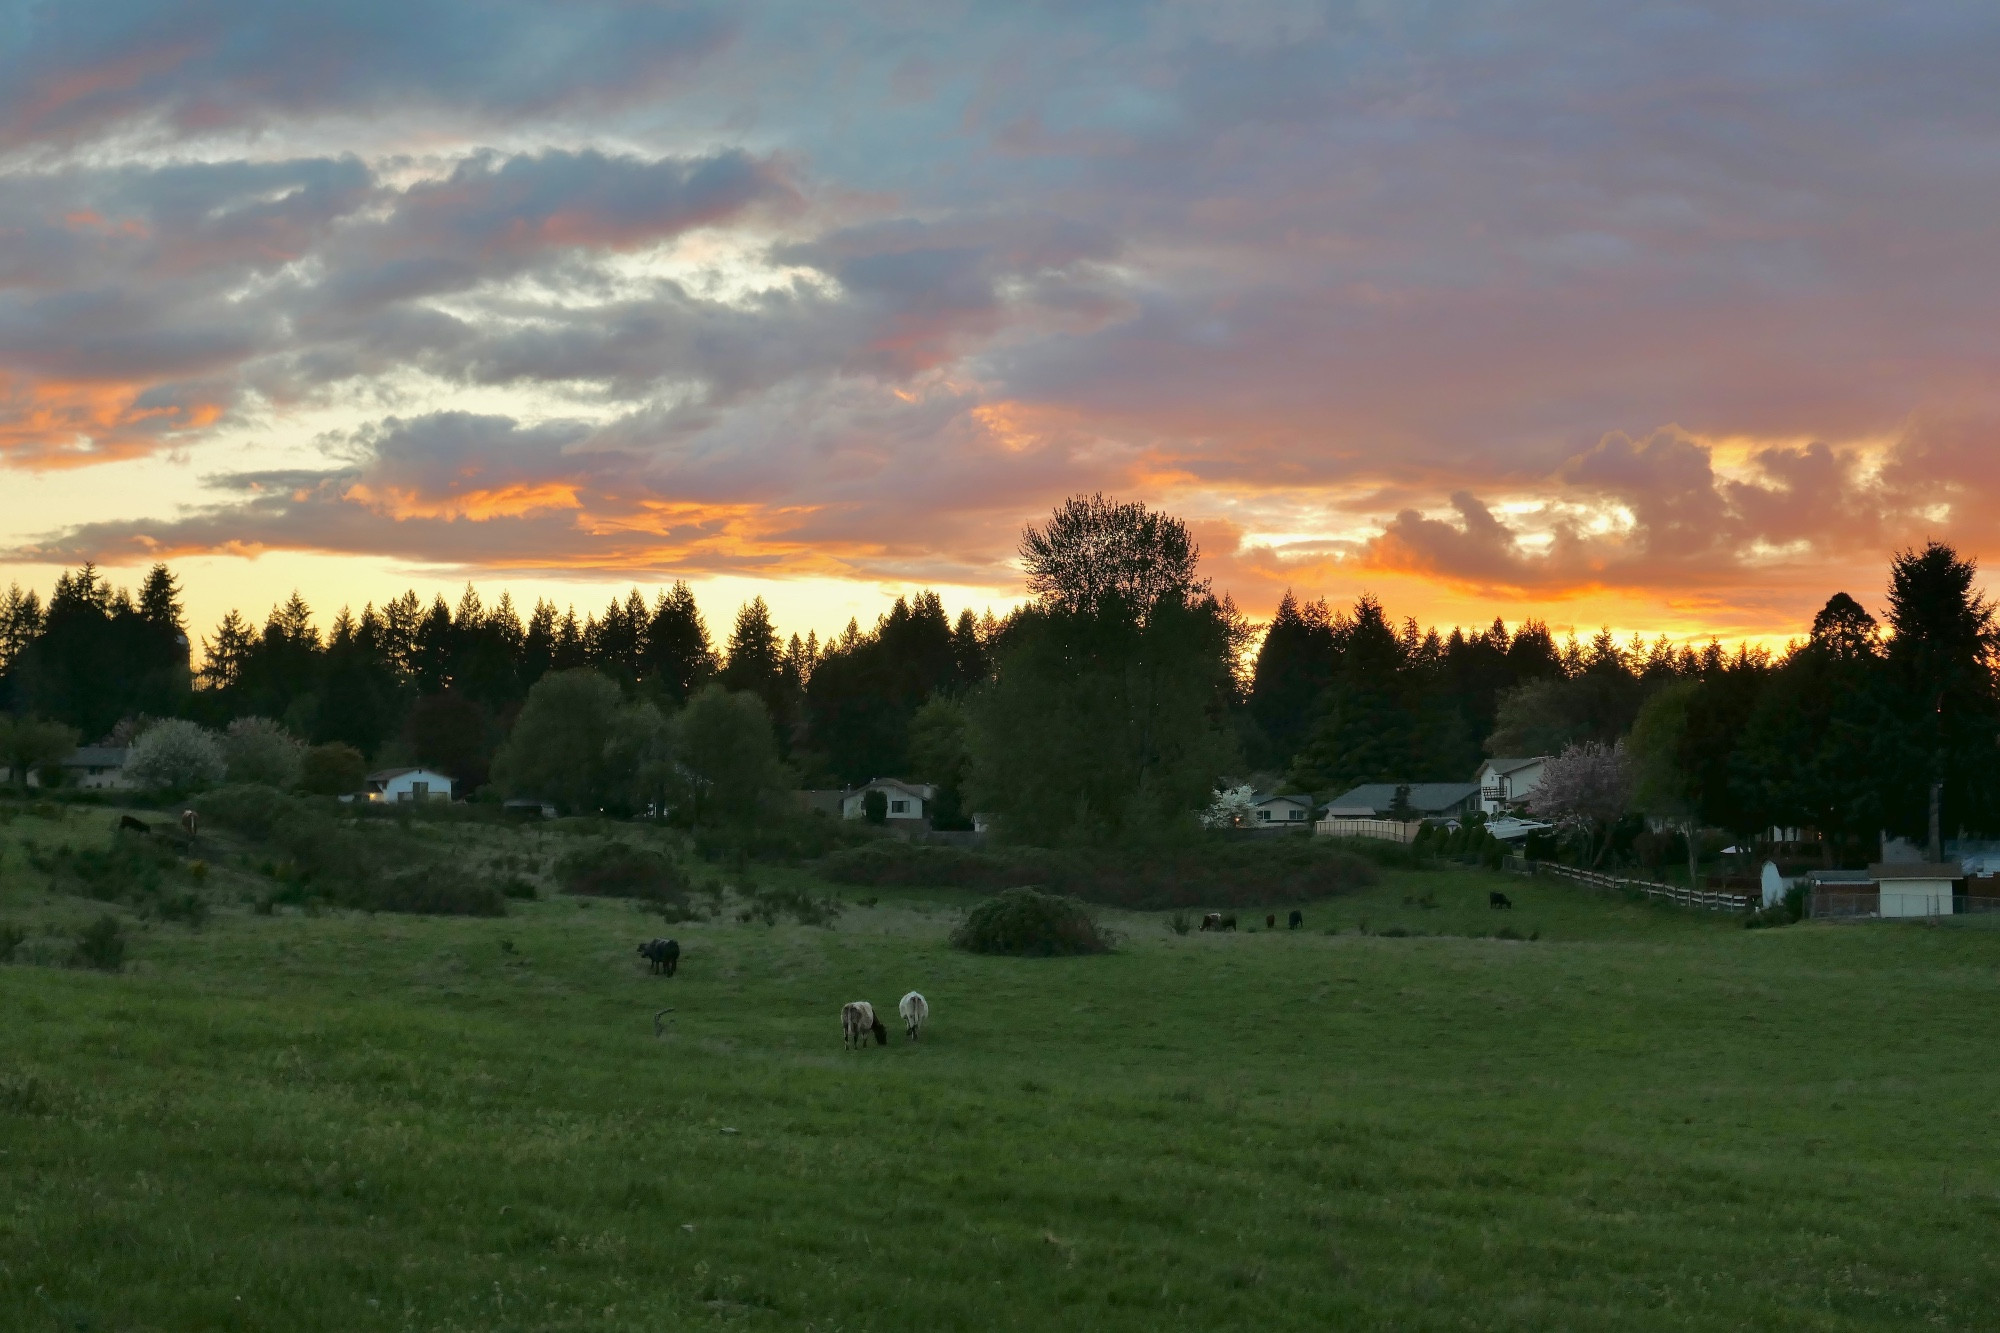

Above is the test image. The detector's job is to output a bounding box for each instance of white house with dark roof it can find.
[840,778,937,824]
[1248,791,1314,827]
[1475,756,1550,815]
[365,767,454,803]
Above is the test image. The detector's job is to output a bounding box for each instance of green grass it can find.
[1,808,1997,1330]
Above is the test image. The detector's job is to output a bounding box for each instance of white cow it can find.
[898,991,930,1041]
[841,1001,886,1049]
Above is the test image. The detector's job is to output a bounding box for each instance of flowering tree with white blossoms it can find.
[1528,740,1631,866]
[1200,784,1258,829]
[125,719,227,796]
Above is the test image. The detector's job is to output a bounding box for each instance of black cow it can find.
[1489,892,1513,910]
[638,938,681,975]
[1288,909,1303,930]
[117,815,151,834]
[1265,914,1276,929]
[1219,913,1238,932]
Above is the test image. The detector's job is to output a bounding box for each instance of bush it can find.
[31,835,184,906]
[822,838,1377,910]
[192,784,303,840]
[345,868,506,917]
[224,717,302,788]
[71,914,126,971]
[499,877,539,900]
[950,887,1114,956]
[0,921,22,962]
[558,842,689,902]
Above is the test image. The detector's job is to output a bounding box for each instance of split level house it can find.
[1475,756,1550,815]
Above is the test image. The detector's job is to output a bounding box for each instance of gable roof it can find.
[1478,756,1548,777]
[854,778,937,802]
[1250,791,1312,808]
[1324,782,1480,815]
[63,745,130,767]
[365,767,452,784]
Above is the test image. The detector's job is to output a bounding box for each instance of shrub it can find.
[345,868,506,917]
[192,784,303,841]
[125,720,226,796]
[498,877,539,900]
[71,914,127,971]
[950,887,1114,957]
[31,836,182,904]
[0,921,23,962]
[156,892,210,927]
[558,842,689,902]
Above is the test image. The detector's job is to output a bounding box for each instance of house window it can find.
[411,781,429,800]
[1257,809,1271,821]
[1288,809,1302,820]
[890,799,909,814]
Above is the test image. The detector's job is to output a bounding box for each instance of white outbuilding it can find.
[1868,862,1959,918]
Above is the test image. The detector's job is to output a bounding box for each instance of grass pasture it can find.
[1,808,1997,1330]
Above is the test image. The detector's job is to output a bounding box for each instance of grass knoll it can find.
[0,805,1996,1330]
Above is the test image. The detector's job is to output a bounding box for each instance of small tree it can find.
[674,685,788,826]
[491,669,627,815]
[862,789,888,825]
[223,716,302,788]
[1528,740,1631,867]
[1199,784,1256,829]
[0,716,79,791]
[1387,784,1415,822]
[125,719,226,796]
[1627,682,1703,886]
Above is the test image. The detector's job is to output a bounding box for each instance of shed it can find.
[1868,862,1959,918]
[365,767,454,803]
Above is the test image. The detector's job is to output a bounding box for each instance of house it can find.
[840,778,936,824]
[1322,782,1480,820]
[365,767,454,803]
[1475,756,1549,815]
[1247,792,1314,827]
[1869,862,1959,918]
[63,745,134,790]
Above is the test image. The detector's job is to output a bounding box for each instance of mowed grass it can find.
[3,830,1999,1330]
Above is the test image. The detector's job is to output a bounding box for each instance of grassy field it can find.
[2,805,1998,1330]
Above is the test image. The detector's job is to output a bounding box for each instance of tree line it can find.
[1,503,1994,857]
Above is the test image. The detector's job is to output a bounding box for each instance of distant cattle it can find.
[842,1001,888,1049]
[1288,910,1303,930]
[898,991,930,1041]
[1219,913,1238,932]
[1265,914,1276,929]
[638,938,680,975]
[180,810,198,840]
[1489,892,1513,910]
[117,815,150,835]
[1200,912,1223,932]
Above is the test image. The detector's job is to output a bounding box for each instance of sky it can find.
[3,1,1999,652]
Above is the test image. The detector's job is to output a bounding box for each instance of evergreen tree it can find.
[642,582,716,703]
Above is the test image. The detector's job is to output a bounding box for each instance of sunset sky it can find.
[3,3,1998,651]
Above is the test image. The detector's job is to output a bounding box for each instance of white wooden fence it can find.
[1313,817,1419,844]
[1530,861,1759,913]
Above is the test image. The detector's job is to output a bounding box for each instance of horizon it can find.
[5,7,2000,651]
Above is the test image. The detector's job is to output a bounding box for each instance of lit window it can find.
[891,800,909,813]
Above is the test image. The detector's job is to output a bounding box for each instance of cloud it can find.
[0,1,732,148]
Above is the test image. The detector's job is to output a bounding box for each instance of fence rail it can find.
[1530,861,1759,913]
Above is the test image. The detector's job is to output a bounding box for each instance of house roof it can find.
[1869,862,1961,880]
[1250,791,1312,807]
[1478,756,1547,777]
[365,766,452,784]
[1324,782,1480,815]
[853,778,937,802]
[63,745,130,767]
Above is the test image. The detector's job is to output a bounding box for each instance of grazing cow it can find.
[1199,912,1222,932]
[842,1001,888,1049]
[898,991,930,1041]
[1288,909,1303,930]
[638,937,680,975]
[1265,914,1276,929]
[1219,913,1238,932]
[1489,891,1513,910]
[180,809,199,840]
[117,815,150,834]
